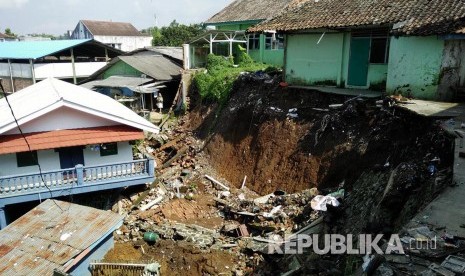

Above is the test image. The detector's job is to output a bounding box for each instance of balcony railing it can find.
[0,159,155,198]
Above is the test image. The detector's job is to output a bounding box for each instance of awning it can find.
[0,125,143,154]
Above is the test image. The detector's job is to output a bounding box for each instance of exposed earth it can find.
[103,72,458,275]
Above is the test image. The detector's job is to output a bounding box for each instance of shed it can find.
[0,199,123,275]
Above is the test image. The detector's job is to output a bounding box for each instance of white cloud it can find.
[0,0,29,8]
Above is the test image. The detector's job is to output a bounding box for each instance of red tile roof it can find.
[0,125,143,154]
[249,0,465,35]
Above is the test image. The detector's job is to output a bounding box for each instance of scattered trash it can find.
[310,195,340,211]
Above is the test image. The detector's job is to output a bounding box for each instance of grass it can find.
[193,51,277,106]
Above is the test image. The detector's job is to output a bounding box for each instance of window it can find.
[248,34,260,50]
[100,143,118,156]
[16,151,38,167]
[265,33,284,50]
[370,37,389,64]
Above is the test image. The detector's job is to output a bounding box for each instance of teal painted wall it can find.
[216,23,252,31]
[285,32,388,89]
[249,34,284,67]
[367,64,388,88]
[286,33,345,86]
[386,36,444,99]
[103,60,142,79]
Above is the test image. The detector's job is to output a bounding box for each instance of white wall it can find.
[0,149,60,176]
[5,107,118,135]
[0,142,134,177]
[83,142,133,166]
[94,35,152,52]
[0,62,106,79]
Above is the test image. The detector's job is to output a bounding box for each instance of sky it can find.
[0,0,232,36]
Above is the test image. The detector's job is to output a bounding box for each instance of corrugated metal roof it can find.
[0,125,144,154]
[0,200,124,275]
[81,20,148,37]
[81,76,152,89]
[0,39,92,59]
[0,78,160,134]
[119,55,181,80]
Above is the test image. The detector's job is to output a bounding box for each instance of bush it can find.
[194,53,270,105]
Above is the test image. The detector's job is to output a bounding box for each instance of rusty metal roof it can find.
[250,0,465,35]
[0,200,124,275]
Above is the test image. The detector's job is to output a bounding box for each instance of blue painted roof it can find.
[0,39,92,59]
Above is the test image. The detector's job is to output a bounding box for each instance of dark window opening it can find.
[248,34,260,50]
[100,143,118,156]
[265,33,284,50]
[370,37,389,64]
[16,151,38,167]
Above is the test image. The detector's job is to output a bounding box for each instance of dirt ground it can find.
[189,74,453,195]
[104,240,238,276]
[102,72,455,275]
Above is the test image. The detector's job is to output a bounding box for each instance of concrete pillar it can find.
[71,48,77,84]
[182,44,190,70]
[29,59,36,84]
[105,48,109,62]
[0,207,6,229]
[76,164,84,186]
[8,59,14,93]
[209,34,213,54]
[148,159,155,176]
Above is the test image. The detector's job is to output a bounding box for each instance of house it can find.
[0,39,122,92]
[186,0,299,68]
[250,0,465,101]
[71,20,153,52]
[0,78,159,229]
[0,32,17,42]
[0,199,123,275]
[81,48,183,115]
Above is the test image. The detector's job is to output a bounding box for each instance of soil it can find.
[104,72,456,275]
[104,240,238,276]
[189,74,453,196]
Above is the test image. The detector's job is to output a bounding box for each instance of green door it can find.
[347,38,370,86]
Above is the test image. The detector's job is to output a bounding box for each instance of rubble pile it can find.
[102,72,460,275]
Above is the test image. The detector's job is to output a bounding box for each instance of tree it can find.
[4,28,16,37]
[149,20,205,47]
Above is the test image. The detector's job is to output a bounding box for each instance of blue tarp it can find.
[0,39,92,59]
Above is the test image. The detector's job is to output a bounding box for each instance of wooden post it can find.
[30,59,36,84]
[71,48,77,84]
[8,59,14,92]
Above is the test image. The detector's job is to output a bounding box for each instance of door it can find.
[58,146,84,169]
[347,37,371,87]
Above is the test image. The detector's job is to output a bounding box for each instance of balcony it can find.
[0,159,155,207]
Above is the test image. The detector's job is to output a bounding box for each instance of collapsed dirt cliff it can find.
[188,72,454,241]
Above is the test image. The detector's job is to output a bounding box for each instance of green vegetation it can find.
[142,20,205,47]
[193,50,273,105]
